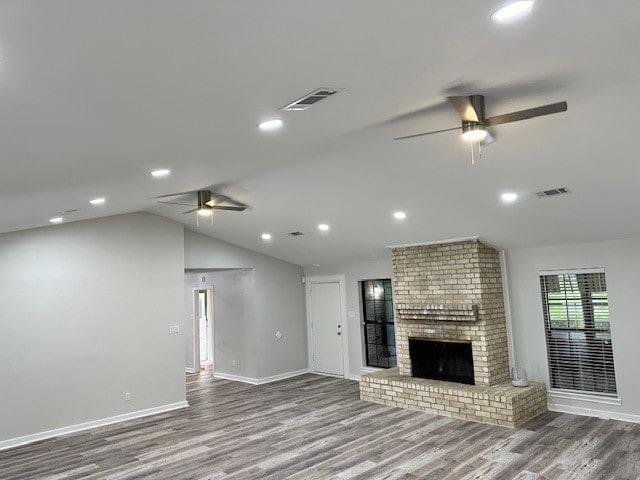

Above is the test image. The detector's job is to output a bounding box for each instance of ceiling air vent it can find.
[535,187,571,198]
[287,231,305,237]
[280,89,339,111]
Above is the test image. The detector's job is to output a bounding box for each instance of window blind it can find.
[539,272,617,396]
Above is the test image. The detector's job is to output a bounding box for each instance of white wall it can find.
[184,269,256,376]
[505,237,640,420]
[184,229,306,380]
[0,213,186,445]
[303,258,392,379]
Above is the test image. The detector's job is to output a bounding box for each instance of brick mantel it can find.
[395,303,479,322]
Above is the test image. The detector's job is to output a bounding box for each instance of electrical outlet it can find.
[232,359,237,367]
[169,325,180,334]
[124,392,131,402]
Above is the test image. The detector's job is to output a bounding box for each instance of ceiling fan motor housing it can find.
[462,121,486,134]
[197,191,212,209]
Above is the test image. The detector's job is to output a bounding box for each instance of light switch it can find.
[275,331,283,339]
[169,325,180,334]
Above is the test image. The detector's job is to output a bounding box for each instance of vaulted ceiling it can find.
[1,1,639,265]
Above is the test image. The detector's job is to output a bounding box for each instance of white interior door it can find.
[309,282,344,376]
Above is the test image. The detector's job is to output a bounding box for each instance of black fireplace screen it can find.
[409,338,474,385]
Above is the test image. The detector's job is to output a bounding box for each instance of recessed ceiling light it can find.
[393,211,407,220]
[501,192,519,203]
[258,119,283,131]
[261,233,272,241]
[151,169,171,178]
[491,1,534,23]
[90,197,106,205]
[318,223,330,232]
[49,217,64,224]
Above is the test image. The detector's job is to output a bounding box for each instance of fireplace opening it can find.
[409,338,474,385]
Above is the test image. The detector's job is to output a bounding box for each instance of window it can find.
[362,279,396,368]
[539,271,617,396]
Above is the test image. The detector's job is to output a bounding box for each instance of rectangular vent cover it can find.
[280,89,338,111]
[535,187,571,198]
[287,231,305,237]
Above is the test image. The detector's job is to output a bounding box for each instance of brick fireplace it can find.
[359,239,547,428]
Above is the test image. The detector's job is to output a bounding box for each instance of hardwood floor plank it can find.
[2,370,640,479]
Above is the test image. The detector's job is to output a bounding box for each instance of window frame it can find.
[361,278,397,369]
[539,268,618,398]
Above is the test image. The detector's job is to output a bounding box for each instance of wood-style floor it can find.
[2,371,640,480]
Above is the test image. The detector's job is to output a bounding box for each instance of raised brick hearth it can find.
[359,239,547,428]
[360,369,546,427]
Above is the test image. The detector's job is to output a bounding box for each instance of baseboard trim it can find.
[214,369,308,385]
[0,400,189,452]
[256,369,309,384]
[549,403,640,424]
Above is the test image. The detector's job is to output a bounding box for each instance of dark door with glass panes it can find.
[362,279,396,368]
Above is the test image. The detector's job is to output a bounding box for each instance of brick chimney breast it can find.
[391,239,509,386]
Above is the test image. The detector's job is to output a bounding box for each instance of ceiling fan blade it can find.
[211,205,246,211]
[394,126,461,141]
[446,95,485,122]
[154,190,197,199]
[485,101,567,126]
[223,199,248,208]
[182,208,197,214]
[157,201,198,207]
[205,194,230,207]
[213,194,247,208]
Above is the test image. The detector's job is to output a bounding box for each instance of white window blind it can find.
[539,271,617,396]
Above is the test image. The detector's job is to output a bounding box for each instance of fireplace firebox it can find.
[409,338,474,385]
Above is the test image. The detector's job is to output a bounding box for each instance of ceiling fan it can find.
[394,94,568,145]
[155,189,247,224]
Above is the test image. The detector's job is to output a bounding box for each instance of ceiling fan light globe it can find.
[462,128,488,142]
[197,208,212,217]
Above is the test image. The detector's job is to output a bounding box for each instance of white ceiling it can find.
[1,1,639,266]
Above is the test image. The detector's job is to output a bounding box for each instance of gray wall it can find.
[0,213,186,443]
[505,237,640,418]
[303,259,392,379]
[184,269,256,376]
[184,229,306,379]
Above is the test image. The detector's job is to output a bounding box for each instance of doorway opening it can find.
[194,288,214,371]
